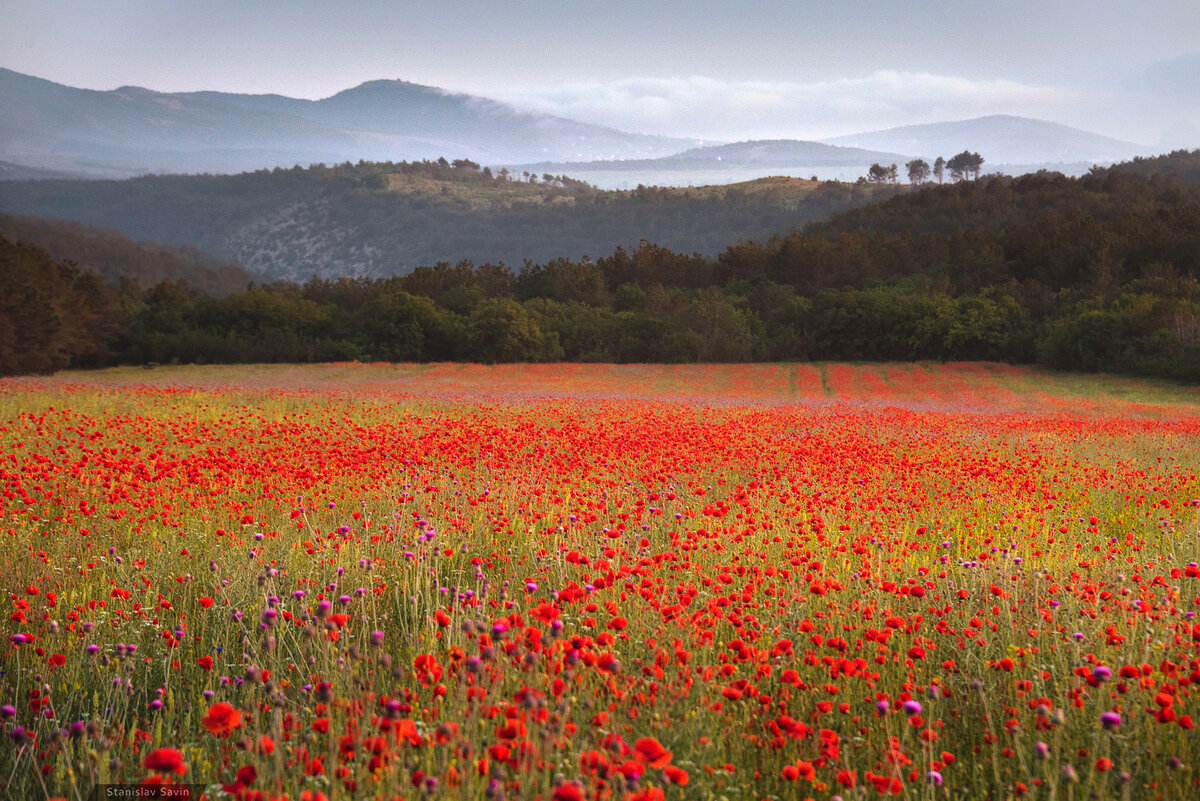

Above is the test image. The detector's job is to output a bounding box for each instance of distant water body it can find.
[560,165,866,189]
[552,162,1098,190]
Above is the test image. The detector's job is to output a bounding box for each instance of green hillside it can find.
[0,160,896,280]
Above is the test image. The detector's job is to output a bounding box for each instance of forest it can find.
[2,149,1199,379]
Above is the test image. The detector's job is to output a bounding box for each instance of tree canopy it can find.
[946,151,985,182]
[906,159,930,186]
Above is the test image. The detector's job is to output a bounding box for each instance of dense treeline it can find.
[3,151,1200,381]
[0,159,892,280]
[0,237,116,374]
[0,213,255,296]
[1103,149,1200,185]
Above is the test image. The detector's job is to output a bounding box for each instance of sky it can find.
[4,1,1199,146]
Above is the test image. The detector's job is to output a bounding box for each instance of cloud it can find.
[496,72,1076,141]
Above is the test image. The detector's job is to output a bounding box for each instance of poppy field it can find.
[2,362,1199,801]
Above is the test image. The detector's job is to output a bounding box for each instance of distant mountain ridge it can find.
[658,139,912,166]
[823,115,1145,166]
[0,68,698,177]
[510,122,1147,189]
[0,160,86,181]
[1,68,1162,183]
[516,139,910,173]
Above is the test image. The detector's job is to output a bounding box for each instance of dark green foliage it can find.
[0,237,116,375]
[467,298,558,363]
[946,151,985,182]
[1103,149,1200,185]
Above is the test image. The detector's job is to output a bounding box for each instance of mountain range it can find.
[0,68,697,177]
[824,115,1144,167]
[0,68,1165,183]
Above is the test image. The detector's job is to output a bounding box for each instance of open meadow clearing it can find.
[2,362,1199,801]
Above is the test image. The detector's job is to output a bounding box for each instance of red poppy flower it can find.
[143,748,186,775]
[552,784,585,801]
[663,765,689,785]
[201,701,243,737]
[633,737,672,769]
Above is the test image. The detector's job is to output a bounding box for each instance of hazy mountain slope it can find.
[0,68,366,176]
[823,115,1144,165]
[0,161,895,280]
[516,139,910,173]
[181,80,695,163]
[0,69,697,177]
[0,160,89,181]
[651,139,911,167]
[0,212,256,295]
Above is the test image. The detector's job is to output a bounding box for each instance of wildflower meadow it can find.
[1,362,1198,801]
